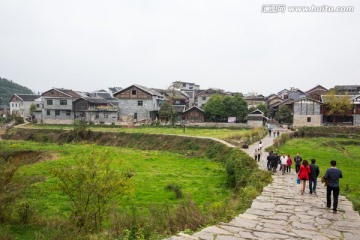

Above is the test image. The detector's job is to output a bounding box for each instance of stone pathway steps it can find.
[168,129,360,240]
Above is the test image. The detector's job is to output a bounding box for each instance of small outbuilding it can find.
[247,109,266,127]
[182,106,205,123]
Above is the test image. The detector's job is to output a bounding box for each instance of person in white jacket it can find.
[280,153,288,175]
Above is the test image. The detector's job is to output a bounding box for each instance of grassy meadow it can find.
[1,140,230,214]
[277,137,360,211]
[0,140,232,239]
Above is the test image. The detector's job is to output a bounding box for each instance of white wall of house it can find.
[10,101,38,117]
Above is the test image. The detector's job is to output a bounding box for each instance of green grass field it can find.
[1,140,230,217]
[18,124,265,141]
[277,137,360,211]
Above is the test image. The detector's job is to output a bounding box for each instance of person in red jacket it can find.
[298,160,311,195]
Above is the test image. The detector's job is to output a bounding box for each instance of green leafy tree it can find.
[51,150,133,232]
[159,101,177,125]
[203,94,226,122]
[325,89,352,123]
[204,93,247,122]
[228,93,248,122]
[29,103,36,115]
[275,105,293,124]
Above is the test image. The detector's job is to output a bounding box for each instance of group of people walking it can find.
[264,150,343,213]
[266,151,293,174]
[268,128,280,138]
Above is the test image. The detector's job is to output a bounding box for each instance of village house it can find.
[277,87,307,101]
[172,81,200,107]
[321,94,360,126]
[113,84,164,121]
[9,94,41,118]
[244,94,266,109]
[73,97,118,124]
[40,88,81,124]
[195,88,225,108]
[305,85,328,101]
[152,88,189,107]
[292,97,323,127]
[334,85,360,95]
[247,109,266,127]
[182,106,205,123]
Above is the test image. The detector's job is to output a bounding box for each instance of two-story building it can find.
[113,84,164,121]
[41,88,81,124]
[73,97,118,124]
[292,97,323,127]
[172,81,200,107]
[9,94,41,118]
[244,94,266,109]
[195,88,225,108]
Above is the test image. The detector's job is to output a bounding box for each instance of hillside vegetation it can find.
[0,77,33,107]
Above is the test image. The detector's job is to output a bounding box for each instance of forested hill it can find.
[0,77,34,107]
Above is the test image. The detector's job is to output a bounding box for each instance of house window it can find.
[138,100,143,106]
[47,99,53,105]
[66,110,71,116]
[60,100,67,105]
[307,117,311,122]
[134,113,137,120]
[95,113,99,119]
[55,110,60,116]
[36,104,40,108]
[47,110,51,116]
[183,83,186,87]
[104,114,108,119]
[132,90,137,95]
[202,97,206,101]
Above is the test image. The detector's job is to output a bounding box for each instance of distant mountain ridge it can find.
[0,77,34,107]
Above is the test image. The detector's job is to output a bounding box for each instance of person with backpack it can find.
[294,152,303,174]
[309,159,320,194]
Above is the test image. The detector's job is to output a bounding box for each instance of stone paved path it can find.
[168,129,360,240]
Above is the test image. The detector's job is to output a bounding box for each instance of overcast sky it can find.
[0,0,359,96]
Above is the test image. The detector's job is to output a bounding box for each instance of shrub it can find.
[51,150,133,232]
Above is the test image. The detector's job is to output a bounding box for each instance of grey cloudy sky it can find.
[0,0,359,96]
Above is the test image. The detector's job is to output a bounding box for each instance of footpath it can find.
[168,130,360,240]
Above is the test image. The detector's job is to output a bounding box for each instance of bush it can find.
[51,150,133,232]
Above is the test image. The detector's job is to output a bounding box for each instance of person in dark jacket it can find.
[294,152,303,174]
[309,159,320,194]
[271,153,279,172]
[323,160,343,213]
